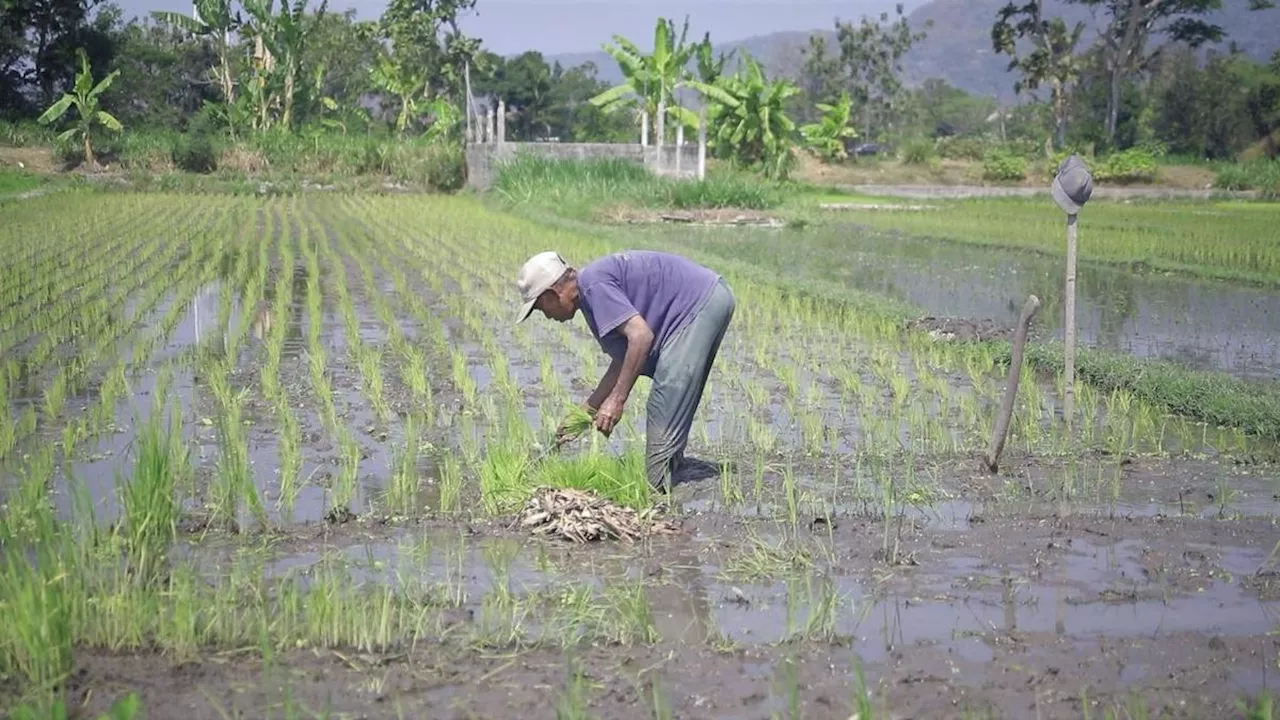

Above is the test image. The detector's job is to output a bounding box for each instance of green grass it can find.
[492,154,784,216]
[835,195,1280,286]
[1215,159,1280,197]
[1006,342,1280,444]
[0,167,46,196]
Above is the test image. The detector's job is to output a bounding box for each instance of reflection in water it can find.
[666,224,1280,380]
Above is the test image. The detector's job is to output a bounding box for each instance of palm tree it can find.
[37,48,123,167]
[690,54,800,179]
[589,16,699,146]
[151,0,241,107]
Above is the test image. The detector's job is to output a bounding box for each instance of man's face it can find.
[536,284,576,322]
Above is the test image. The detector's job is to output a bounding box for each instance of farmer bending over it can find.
[515,250,735,492]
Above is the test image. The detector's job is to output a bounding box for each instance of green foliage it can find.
[1093,147,1160,183]
[937,136,989,161]
[800,92,858,162]
[36,48,123,166]
[1215,159,1280,197]
[695,54,801,180]
[6,692,141,720]
[1015,343,1280,442]
[900,138,937,165]
[172,132,221,173]
[0,120,57,148]
[667,176,781,210]
[590,16,702,140]
[991,2,1085,148]
[0,168,45,196]
[119,410,187,581]
[981,147,1028,181]
[803,4,930,141]
[492,154,782,211]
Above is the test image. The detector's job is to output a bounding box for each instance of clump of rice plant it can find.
[526,449,652,511]
[118,408,188,581]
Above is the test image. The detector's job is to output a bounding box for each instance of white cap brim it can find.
[515,297,537,325]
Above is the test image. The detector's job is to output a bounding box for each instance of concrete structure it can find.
[461,94,708,190]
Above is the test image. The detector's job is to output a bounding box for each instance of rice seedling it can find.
[207,362,267,532]
[438,453,463,514]
[387,413,422,516]
[332,426,361,515]
[117,408,188,581]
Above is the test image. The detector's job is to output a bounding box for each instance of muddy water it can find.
[665,223,1280,380]
[174,515,1280,714]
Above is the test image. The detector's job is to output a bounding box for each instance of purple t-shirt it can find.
[578,250,720,377]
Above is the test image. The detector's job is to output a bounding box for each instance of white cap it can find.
[515,251,569,323]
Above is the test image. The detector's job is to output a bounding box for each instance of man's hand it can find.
[594,395,624,436]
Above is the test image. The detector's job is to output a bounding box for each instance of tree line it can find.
[1,0,1277,177]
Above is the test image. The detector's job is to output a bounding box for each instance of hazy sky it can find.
[110,0,923,56]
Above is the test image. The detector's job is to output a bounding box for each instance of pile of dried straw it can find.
[514,487,680,542]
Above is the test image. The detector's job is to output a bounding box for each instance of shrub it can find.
[1214,159,1280,198]
[1094,148,1159,184]
[172,131,219,173]
[666,175,781,209]
[937,136,987,161]
[900,138,937,165]
[982,147,1027,182]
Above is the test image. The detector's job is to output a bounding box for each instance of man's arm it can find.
[593,314,653,435]
[587,356,623,411]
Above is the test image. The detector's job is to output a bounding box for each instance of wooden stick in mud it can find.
[1063,213,1078,432]
[984,294,1041,473]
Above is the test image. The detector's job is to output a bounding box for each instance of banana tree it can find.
[370,51,428,135]
[37,48,123,167]
[241,0,329,131]
[151,0,241,106]
[690,55,800,179]
[589,16,700,145]
[800,92,858,162]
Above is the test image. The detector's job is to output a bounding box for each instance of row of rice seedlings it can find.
[54,220,231,469]
[3,466,674,712]
[0,198,170,353]
[6,206,221,460]
[311,224,368,517]
[31,232,174,413]
[322,226,393,424]
[205,355,267,532]
[323,203,465,516]
[267,216,305,520]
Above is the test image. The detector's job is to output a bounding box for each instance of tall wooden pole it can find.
[1063,213,1078,431]
[464,61,474,143]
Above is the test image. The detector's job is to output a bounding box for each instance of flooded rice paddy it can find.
[1,192,1278,719]
[661,221,1280,380]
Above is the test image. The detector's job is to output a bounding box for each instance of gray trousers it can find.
[646,278,735,492]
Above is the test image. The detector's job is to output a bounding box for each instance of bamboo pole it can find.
[984,295,1041,474]
[1063,214,1078,431]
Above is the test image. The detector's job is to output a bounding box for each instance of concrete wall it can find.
[465,142,701,190]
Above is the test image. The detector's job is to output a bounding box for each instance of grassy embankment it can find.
[1,121,467,193]
[490,155,1280,445]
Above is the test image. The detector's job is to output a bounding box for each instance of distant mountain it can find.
[546,0,1280,104]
